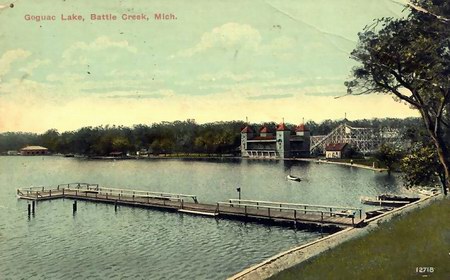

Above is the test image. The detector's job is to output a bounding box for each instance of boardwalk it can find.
[17,183,365,230]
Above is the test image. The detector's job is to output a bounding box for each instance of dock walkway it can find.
[17,183,365,229]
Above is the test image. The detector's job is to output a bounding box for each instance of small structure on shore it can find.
[109,151,124,157]
[325,143,349,159]
[20,146,49,156]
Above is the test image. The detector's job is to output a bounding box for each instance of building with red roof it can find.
[20,146,49,156]
[240,121,310,159]
[325,143,350,159]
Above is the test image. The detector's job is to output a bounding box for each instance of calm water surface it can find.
[0,156,405,279]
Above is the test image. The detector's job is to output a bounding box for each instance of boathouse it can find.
[325,143,349,159]
[20,146,49,156]
[240,122,310,159]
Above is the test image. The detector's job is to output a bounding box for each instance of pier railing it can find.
[16,183,364,228]
[17,183,199,203]
[217,201,358,225]
[222,199,362,219]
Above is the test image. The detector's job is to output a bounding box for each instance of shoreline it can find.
[228,192,442,280]
[1,154,387,172]
[300,158,388,172]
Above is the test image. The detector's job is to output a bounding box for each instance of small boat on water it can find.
[365,207,394,219]
[360,196,410,207]
[287,175,301,182]
[377,194,420,203]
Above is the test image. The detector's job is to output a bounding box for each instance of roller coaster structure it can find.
[310,123,402,155]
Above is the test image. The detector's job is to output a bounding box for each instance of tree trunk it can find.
[420,110,449,195]
[431,134,449,195]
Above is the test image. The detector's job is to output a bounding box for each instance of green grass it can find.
[271,198,450,280]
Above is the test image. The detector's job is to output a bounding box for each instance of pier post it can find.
[49,190,52,197]
[27,203,31,216]
[294,210,297,220]
[106,193,108,200]
[73,201,77,213]
[268,207,271,218]
[330,208,332,217]
[32,201,35,214]
[245,205,247,217]
[115,200,118,212]
[62,188,65,195]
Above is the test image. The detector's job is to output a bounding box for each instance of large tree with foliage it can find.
[401,143,445,189]
[346,0,450,194]
[375,144,403,175]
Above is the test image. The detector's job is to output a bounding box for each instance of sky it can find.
[0,0,419,133]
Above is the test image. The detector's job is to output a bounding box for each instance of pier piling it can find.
[73,201,77,213]
[32,201,35,214]
[27,203,31,216]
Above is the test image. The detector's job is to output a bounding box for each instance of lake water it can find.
[0,156,405,279]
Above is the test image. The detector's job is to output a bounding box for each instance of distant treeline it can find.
[0,118,423,155]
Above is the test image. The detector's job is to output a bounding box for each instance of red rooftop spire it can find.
[276,123,289,131]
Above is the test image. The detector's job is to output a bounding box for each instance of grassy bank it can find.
[271,198,450,279]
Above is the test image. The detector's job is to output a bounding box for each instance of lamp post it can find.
[236,187,241,202]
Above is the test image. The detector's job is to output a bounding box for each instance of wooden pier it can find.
[17,183,365,230]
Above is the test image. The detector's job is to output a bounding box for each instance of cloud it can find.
[258,36,297,60]
[0,49,31,78]
[104,89,175,99]
[176,23,262,57]
[61,36,138,66]
[197,71,275,82]
[46,73,85,83]
[247,93,294,100]
[0,84,419,133]
[19,59,51,76]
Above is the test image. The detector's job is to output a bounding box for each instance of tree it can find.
[346,0,450,194]
[401,144,445,189]
[112,137,131,154]
[375,144,403,175]
[39,129,60,152]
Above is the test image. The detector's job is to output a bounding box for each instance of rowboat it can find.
[377,194,420,202]
[287,175,301,182]
[365,207,393,219]
[360,196,410,207]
